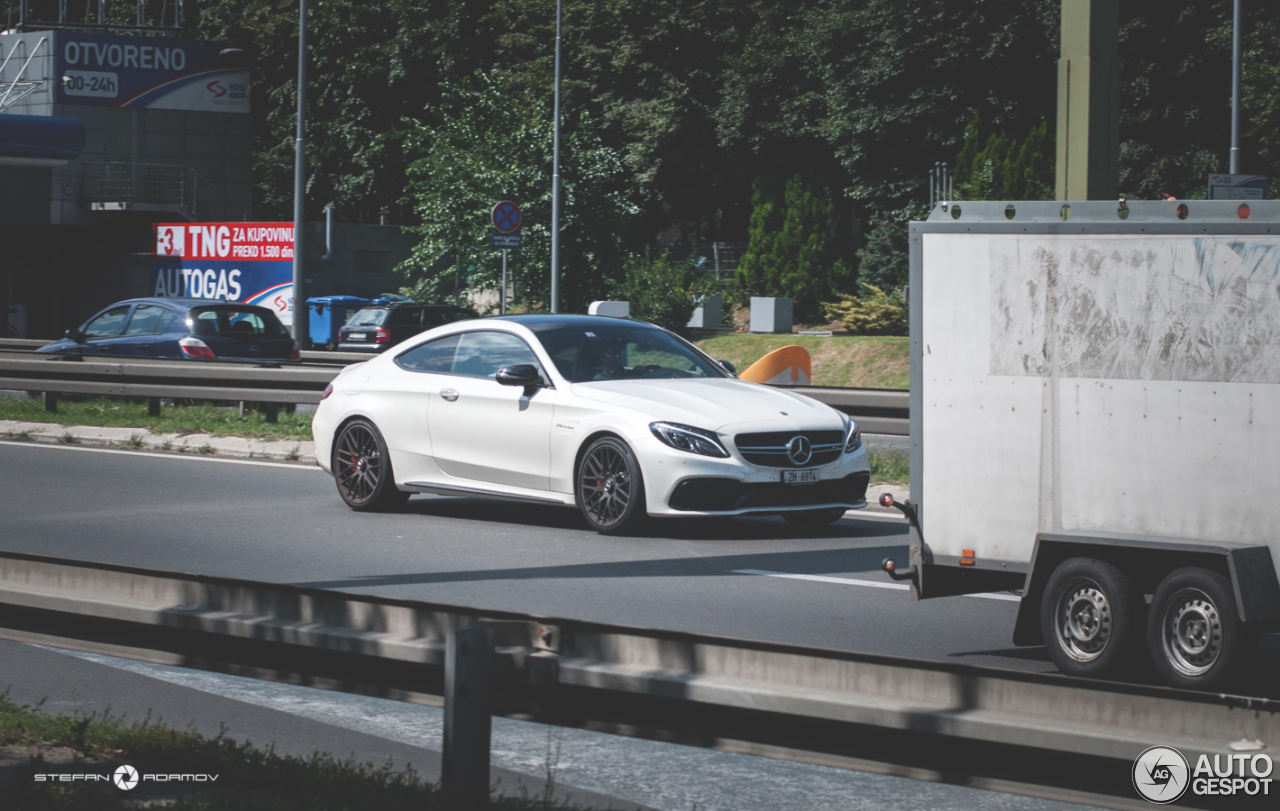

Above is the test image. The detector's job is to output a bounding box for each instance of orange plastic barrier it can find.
[738,344,811,385]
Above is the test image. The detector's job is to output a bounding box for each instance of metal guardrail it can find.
[0,355,334,410]
[0,347,909,435]
[0,550,1273,810]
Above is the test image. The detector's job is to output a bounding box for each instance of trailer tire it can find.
[1040,558,1143,679]
[1147,568,1247,691]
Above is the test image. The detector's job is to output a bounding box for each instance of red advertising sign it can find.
[154,222,294,260]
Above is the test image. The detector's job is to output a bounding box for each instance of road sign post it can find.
[491,202,522,316]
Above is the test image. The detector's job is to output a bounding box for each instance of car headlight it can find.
[844,418,863,453]
[650,422,729,458]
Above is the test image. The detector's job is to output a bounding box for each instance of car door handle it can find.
[440,389,459,402]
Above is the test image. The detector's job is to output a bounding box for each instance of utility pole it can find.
[291,0,309,345]
[1230,0,1243,174]
[550,0,563,314]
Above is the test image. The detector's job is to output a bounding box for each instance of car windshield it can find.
[347,308,389,327]
[189,307,288,337]
[535,324,727,383]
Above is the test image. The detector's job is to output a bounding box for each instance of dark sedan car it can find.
[336,302,475,352]
[37,298,300,362]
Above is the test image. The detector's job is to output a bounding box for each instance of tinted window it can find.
[395,334,460,373]
[452,331,541,379]
[83,305,131,338]
[190,307,288,336]
[348,308,388,327]
[535,324,726,383]
[124,305,173,336]
[390,307,421,327]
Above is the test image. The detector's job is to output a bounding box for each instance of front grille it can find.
[734,429,844,468]
[668,471,871,512]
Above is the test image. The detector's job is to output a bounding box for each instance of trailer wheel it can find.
[1040,558,1142,678]
[1147,568,1246,691]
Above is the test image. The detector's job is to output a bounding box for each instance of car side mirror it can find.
[717,359,737,375]
[65,328,85,343]
[496,364,544,396]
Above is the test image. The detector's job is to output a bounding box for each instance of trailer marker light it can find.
[960,549,976,566]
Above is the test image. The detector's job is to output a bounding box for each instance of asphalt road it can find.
[0,440,1036,672]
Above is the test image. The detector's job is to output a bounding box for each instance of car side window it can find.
[452,331,542,379]
[395,334,460,374]
[123,305,172,336]
[83,305,132,338]
[391,308,420,327]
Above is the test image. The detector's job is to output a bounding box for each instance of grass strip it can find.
[693,334,908,389]
[868,448,910,486]
[0,692,614,810]
[0,397,312,442]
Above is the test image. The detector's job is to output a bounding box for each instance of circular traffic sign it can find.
[492,201,522,233]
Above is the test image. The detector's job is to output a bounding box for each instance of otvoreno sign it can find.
[56,32,249,113]
[152,223,295,325]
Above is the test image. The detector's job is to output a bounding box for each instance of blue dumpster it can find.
[306,296,410,348]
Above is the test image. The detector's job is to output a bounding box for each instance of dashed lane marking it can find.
[732,569,1022,602]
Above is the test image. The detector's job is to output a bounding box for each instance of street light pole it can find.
[1230,0,1243,174]
[550,0,563,314]
[292,0,309,345]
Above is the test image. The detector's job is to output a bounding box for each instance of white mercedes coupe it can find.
[313,314,871,534]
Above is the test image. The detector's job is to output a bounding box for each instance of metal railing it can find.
[0,549,1272,810]
[0,351,910,433]
[0,35,49,110]
[81,162,252,221]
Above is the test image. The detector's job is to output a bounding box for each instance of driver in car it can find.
[593,342,625,379]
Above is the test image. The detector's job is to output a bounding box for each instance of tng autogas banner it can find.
[152,223,294,325]
[56,32,249,113]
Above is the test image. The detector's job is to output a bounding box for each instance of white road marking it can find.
[0,440,323,471]
[845,509,907,521]
[733,568,1023,602]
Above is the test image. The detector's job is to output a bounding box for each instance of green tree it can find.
[737,172,853,321]
[610,253,710,334]
[802,0,1060,217]
[953,115,1054,201]
[195,0,436,223]
[398,73,639,314]
[855,219,910,294]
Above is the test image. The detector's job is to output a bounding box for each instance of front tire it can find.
[1147,568,1247,691]
[781,507,848,526]
[1040,558,1143,679]
[577,436,646,534]
[332,419,410,512]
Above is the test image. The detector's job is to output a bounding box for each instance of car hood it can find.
[567,378,843,432]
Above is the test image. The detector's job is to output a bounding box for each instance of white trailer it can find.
[883,200,1280,690]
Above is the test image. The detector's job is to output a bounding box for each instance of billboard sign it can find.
[1207,173,1267,200]
[152,223,294,325]
[56,33,250,113]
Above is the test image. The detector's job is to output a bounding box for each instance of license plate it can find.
[347,333,366,341]
[782,469,820,485]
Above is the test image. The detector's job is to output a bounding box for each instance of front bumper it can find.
[668,471,870,513]
[638,439,871,517]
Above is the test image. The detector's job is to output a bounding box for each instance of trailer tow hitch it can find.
[878,493,920,585]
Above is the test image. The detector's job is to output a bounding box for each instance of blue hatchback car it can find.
[37,298,300,363]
